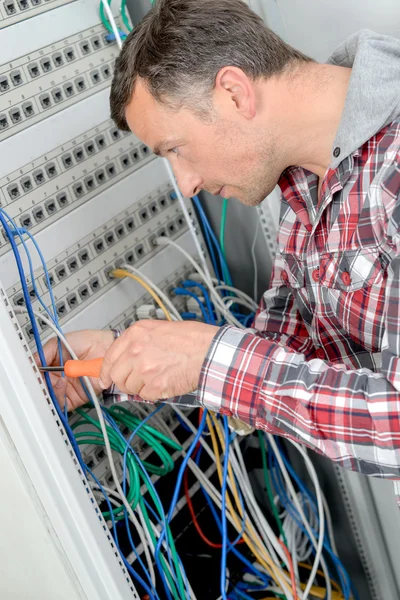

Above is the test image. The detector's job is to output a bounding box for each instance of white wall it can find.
[261,0,400,60]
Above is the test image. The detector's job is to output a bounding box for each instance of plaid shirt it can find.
[199,119,400,479]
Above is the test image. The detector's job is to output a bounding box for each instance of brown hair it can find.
[110,0,312,130]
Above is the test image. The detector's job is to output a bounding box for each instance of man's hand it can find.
[99,320,219,401]
[36,329,115,410]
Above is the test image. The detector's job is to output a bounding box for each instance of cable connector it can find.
[137,304,156,320]
[180,312,198,320]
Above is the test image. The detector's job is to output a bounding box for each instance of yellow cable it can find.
[111,269,173,321]
[208,414,272,558]
[206,413,288,591]
[209,415,344,600]
[298,562,342,595]
[298,583,344,600]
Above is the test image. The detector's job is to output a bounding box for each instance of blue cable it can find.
[268,446,352,600]
[173,287,211,323]
[220,416,230,600]
[192,195,233,282]
[124,508,160,600]
[0,211,83,460]
[243,313,256,328]
[174,411,194,433]
[17,226,68,417]
[155,410,207,581]
[141,498,193,600]
[197,477,270,585]
[270,442,354,599]
[102,409,178,600]
[87,467,157,600]
[181,280,216,325]
[0,213,177,596]
[274,437,318,514]
[192,196,234,286]
[231,589,259,600]
[2,211,68,417]
[188,193,222,282]
[106,30,127,42]
[121,405,163,598]
[193,201,222,282]
[195,449,268,579]
[180,311,198,320]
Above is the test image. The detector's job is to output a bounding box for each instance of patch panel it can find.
[0,119,153,253]
[8,184,194,341]
[0,22,120,141]
[0,0,75,30]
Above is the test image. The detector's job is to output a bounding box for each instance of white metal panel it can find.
[0,284,139,599]
[0,419,85,600]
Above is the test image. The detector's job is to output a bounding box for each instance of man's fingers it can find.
[35,336,70,367]
[121,367,144,395]
[45,373,87,411]
[99,331,135,388]
[48,373,67,405]
[34,336,59,366]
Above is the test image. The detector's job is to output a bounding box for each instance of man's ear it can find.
[215,66,256,119]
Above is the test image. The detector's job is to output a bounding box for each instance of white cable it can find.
[251,218,261,301]
[172,408,295,599]
[91,483,156,585]
[231,439,296,577]
[214,285,258,310]
[100,0,123,50]
[119,263,182,321]
[132,403,173,438]
[92,485,198,600]
[282,492,317,569]
[222,296,257,313]
[224,431,298,598]
[321,490,338,556]
[163,159,213,285]
[16,307,160,586]
[156,237,244,328]
[146,519,198,600]
[268,435,332,600]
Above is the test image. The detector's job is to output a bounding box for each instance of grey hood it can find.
[328,29,400,168]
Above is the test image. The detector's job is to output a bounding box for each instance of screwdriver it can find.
[39,358,103,379]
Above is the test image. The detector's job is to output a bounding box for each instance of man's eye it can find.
[169,148,179,156]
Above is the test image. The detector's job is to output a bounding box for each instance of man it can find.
[42,0,400,479]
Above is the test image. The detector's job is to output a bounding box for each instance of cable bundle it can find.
[0,195,358,600]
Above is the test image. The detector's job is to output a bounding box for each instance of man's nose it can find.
[173,162,203,198]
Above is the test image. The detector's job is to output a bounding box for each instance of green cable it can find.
[107,406,180,475]
[138,495,181,600]
[73,406,186,597]
[75,434,139,517]
[100,0,113,33]
[99,0,131,38]
[108,405,182,451]
[120,0,132,32]
[257,430,288,548]
[219,197,232,285]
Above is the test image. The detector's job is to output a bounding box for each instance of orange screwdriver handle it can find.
[64,358,104,379]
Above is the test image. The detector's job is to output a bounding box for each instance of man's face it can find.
[125,78,282,206]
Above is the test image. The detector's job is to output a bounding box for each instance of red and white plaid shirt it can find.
[199,119,400,479]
